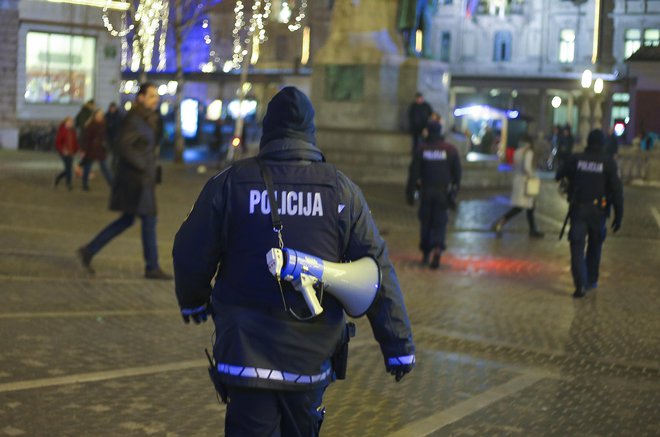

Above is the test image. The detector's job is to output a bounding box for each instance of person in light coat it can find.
[491,136,544,238]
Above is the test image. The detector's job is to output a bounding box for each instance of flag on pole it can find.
[465,0,479,18]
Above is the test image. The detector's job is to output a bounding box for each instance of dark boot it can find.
[573,287,587,298]
[76,246,95,274]
[145,268,173,280]
[421,251,430,266]
[527,209,544,238]
[429,248,442,269]
[529,230,545,238]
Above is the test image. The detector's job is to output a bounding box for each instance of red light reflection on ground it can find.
[393,252,558,277]
[442,254,547,277]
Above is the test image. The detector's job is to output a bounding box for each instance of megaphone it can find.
[266,248,381,318]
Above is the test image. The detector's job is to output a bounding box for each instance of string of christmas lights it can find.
[103,0,169,72]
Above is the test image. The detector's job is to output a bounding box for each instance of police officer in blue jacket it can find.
[555,129,623,298]
[406,121,461,269]
[173,87,415,436]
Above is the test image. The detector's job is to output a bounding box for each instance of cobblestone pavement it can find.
[0,151,658,436]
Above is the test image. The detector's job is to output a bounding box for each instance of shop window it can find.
[559,29,575,63]
[493,31,512,62]
[624,29,641,59]
[24,31,95,104]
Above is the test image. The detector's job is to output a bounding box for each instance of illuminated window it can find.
[612,93,630,103]
[559,29,575,63]
[24,31,95,104]
[624,29,641,59]
[477,0,525,16]
[644,29,660,47]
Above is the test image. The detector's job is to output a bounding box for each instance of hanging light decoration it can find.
[102,0,170,72]
[287,0,306,32]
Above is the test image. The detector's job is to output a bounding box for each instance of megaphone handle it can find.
[298,274,324,317]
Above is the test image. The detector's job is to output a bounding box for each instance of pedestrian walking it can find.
[406,120,461,268]
[105,102,122,172]
[77,83,171,280]
[75,99,96,137]
[53,116,79,190]
[173,86,415,436]
[605,126,619,158]
[491,136,545,238]
[557,126,574,169]
[408,92,433,153]
[80,109,113,191]
[555,129,623,298]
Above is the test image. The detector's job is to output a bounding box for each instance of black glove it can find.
[181,302,211,324]
[386,355,416,382]
[611,217,622,233]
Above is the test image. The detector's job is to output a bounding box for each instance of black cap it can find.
[587,129,605,147]
[427,121,442,136]
[260,87,316,148]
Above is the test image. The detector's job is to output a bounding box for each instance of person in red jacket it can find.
[54,116,79,190]
[81,109,113,191]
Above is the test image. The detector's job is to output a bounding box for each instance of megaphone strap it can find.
[256,158,284,249]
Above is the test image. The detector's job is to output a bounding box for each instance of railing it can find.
[617,148,658,183]
[18,125,57,152]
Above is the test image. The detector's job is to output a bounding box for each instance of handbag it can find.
[525,176,541,197]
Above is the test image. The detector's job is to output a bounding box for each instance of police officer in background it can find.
[406,121,461,269]
[173,87,415,436]
[555,129,623,298]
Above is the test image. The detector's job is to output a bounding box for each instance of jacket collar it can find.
[258,137,325,162]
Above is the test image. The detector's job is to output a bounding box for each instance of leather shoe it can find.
[76,246,95,274]
[573,287,587,298]
[145,268,173,280]
[421,252,430,266]
[529,230,545,238]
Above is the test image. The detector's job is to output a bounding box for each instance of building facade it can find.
[424,0,660,144]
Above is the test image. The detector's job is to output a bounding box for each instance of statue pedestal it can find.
[310,0,449,183]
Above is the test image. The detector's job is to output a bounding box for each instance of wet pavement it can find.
[0,150,658,436]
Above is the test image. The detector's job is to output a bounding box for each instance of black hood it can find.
[585,129,606,153]
[260,86,316,148]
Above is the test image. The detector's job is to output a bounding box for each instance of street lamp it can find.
[579,69,606,143]
[581,69,593,89]
[593,78,604,94]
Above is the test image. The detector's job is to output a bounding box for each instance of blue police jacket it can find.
[407,136,462,199]
[173,137,415,390]
[555,144,623,221]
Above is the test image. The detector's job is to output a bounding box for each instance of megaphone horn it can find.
[266,248,381,318]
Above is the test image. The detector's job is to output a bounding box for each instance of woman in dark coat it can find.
[54,116,79,190]
[81,109,113,190]
[77,83,171,279]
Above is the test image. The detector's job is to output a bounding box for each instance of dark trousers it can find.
[501,206,538,232]
[82,159,113,188]
[568,207,606,289]
[411,132,424,154]
[55,155,73,187]
[418,192,449,253]
[86,213,159,271]
[225,386,326,437]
